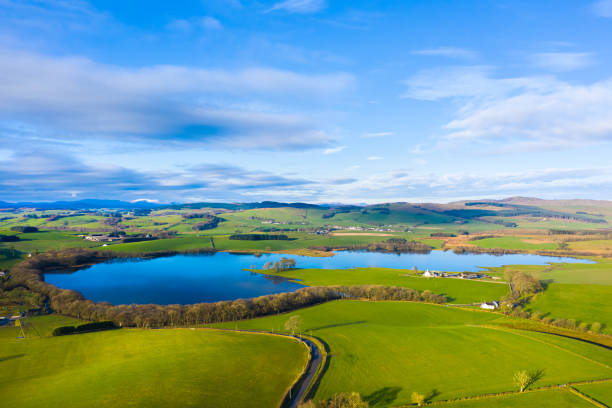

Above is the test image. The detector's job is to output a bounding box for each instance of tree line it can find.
[229,233,289,241]
[3,249,447,328]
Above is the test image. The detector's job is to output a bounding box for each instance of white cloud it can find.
[367,156,383,160]
[269,0,326,13]
[531,52,594,72]
[200,16,223,30]
[413,47,477,59]
[0,48,355,149]
[403,66,558,101]
[592,0,612,17]
[323,145,347,154]
[166,19,192,32]
[362,132,393,138]
[403,66,612,149]
[167,16,223,32]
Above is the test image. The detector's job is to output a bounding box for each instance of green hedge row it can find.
[52,321,117,336]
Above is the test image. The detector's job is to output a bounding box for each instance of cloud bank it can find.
[0,49,354,150]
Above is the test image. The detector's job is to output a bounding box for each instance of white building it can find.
[480,301,499,310]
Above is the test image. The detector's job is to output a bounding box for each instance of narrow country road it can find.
[198,327,324,408]
[287,335,322,408]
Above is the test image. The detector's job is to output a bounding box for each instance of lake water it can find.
[44,250,590,305]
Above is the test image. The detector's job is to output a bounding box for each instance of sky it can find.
[1,0,612,204]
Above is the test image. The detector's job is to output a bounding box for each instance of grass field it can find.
[434,388,596,408]
[471,236,558,251]
[485,257,612,285]
[0,316,308,408]
[266,267,509,304]
[212,300,612,406]
[575,381,612,406]
[102,233,434,254]
[527,283,612,333]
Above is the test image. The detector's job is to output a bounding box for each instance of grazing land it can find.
[212,300,612,406]
[526,283,612,333]
[261,267,509,304]
[0,316,308,408]
[2,198,612,407]
[433,388,597,408]
[575,382,612,406]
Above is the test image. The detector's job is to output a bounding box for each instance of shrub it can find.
[10,226,38,233]
[591,322,602,333]
[0,235,20,242]
[52,321,116,336]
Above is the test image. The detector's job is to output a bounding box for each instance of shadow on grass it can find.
[308,320,367,331]
[527,369,545,390]
[0,354,25,363]
[425,389,440,403]
[363,386,402,407]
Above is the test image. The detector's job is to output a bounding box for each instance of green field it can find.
[527,283,612,333]
[266,267,509,304]
[471,236,558,251]
[213,300,612,406]
[434,388,596,408]
[485,257,612,285]
[0,317,308,408]
[575,381,612,406]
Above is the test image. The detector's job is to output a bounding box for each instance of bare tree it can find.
[284,315,302,336]
[411,392,425,406]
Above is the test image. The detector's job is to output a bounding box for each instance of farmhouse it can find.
[84,235,121,242]
[422,269,441,278]
[480,301,499,310]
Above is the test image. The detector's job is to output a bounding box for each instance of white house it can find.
[422,269,440,278]
[480,301,499,310]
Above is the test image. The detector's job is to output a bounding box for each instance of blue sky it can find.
[1,0,612,203]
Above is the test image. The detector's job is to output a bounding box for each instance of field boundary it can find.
[419,378,612,406]
[568,386,609,408]
[473,324,612,369]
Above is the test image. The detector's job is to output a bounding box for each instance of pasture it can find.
[0,316,308,408]
[485,257,612,285]
[267,267,509,304]
[213,300,612,406]
[470,236,558,251]
[575,381,612,406]
[527,283,612,333]
[433,388,596,408]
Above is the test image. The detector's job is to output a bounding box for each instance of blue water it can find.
[44,250,590,305]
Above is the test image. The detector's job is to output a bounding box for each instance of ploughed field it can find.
[0,316,308,408]
[213,300,612,407]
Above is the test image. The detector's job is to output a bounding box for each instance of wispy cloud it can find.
[531,52,594,72]
[323,145,347,154]
[268,0,326,14]
[167,16,223,32]
[362,132,393,138]
[592,0,612,17]
[403,65,612,150]
[413,47,477,59]
[367,156,383,160]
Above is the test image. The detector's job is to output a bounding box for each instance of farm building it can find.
[480,301,499,310]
